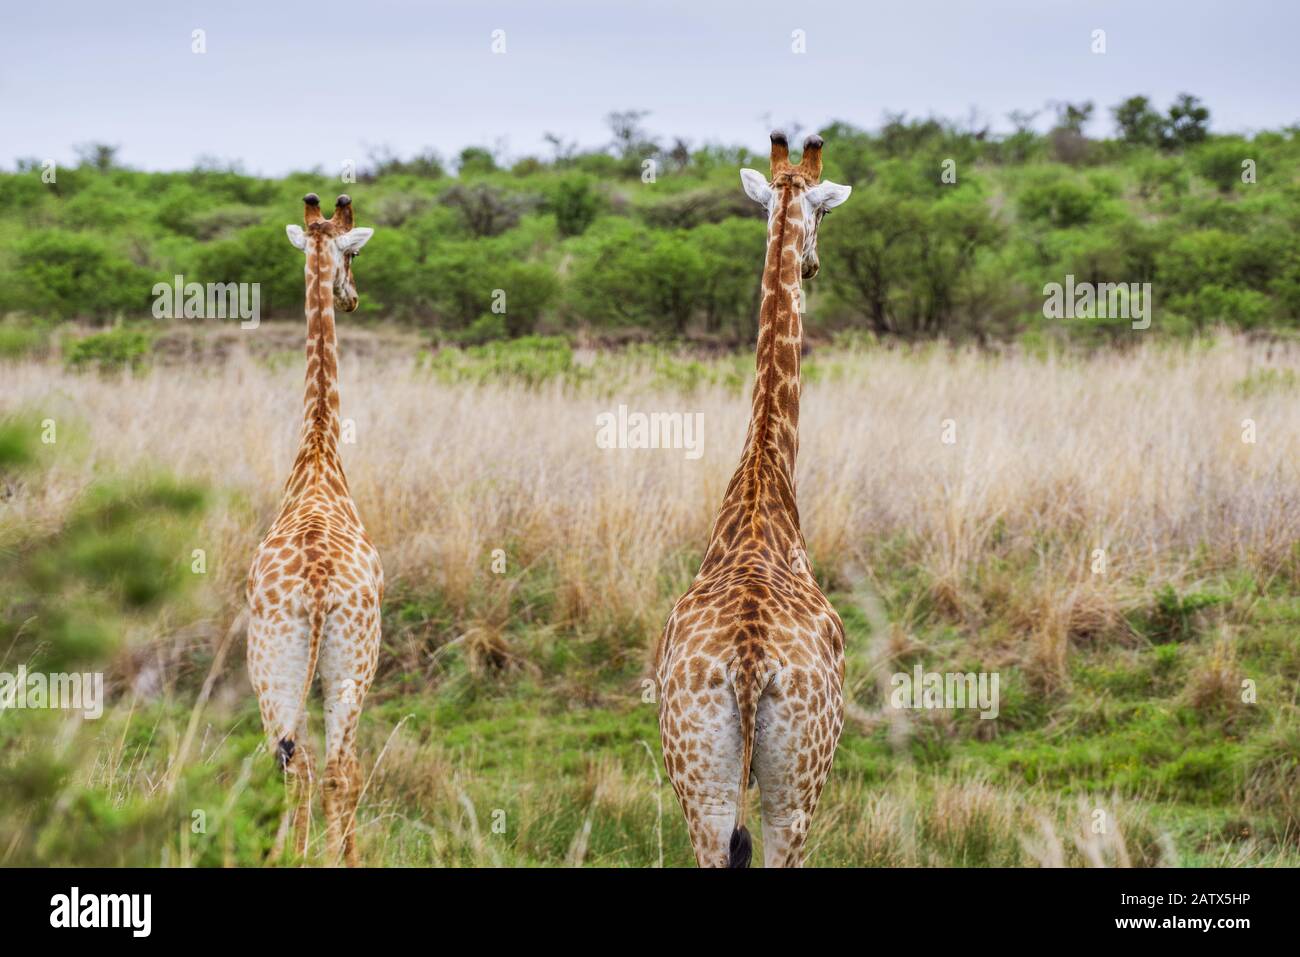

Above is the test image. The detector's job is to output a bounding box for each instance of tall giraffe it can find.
[656,133,853,868]
[246,193,382,867]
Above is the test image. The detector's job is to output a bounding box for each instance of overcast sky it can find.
[6,0,1297,175]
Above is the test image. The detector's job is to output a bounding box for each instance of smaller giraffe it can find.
[656,133,852,867]
[246,193,381,867]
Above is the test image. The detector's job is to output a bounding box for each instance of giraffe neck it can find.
[700,186,806,569]
[744,185,804,481]
[279,234,346,507]
[300,236,341,449]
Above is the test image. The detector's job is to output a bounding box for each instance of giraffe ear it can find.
[739,168,773,208]
[285,225,307,250]
[337,227,374,255]
[806,181,852,211]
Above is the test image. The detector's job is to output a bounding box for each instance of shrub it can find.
[192,222,301,317]
[439,184,526,237]
[420,239,558,334]
[568,220,707,336]
[9,230,152,322]
[63,325,154,371]
[1139,586,1223,643]
[1194,141,1251,194]
[546,175,603,237]
[1018,175,1104,228]
[421,335,579,385]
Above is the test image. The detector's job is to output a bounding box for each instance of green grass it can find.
[5,571,1295,866]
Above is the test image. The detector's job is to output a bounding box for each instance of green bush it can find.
[419,235,558,335]
[63,325,154,371]
[1139,586,1224,643]
[192,221,302,317]
[1171,284,1273,330]
[821,191,1004,338]
[421,335,579,385]
[568,219,708,336]
[546,174,603,237]
[1194,141,1251,194]
[1017,174,1105,228]
[8,230,152,322]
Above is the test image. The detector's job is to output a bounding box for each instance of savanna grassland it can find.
[2,329,1298,866]
[2,97,1299,866]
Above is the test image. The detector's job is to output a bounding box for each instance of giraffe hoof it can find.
[278,737,295,770]
[770,130,788,145]
[303,193,320,206]
[803,134,823,150]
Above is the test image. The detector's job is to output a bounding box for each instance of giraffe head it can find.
[740,132,852,280]
[285,193,375,312]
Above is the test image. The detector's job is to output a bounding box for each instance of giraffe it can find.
[655,133,853,868]
[246,192,382,867]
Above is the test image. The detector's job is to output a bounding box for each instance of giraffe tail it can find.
[278,588,327,769]
[727,650,777,868]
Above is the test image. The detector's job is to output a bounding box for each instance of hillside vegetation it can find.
[3,96,1300,354]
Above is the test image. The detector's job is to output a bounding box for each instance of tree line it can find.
[1,95,1297,348]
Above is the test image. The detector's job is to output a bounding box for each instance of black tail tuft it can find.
[277,737,295,771]
[729,826,753,868]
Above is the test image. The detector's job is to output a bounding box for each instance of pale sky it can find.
[5,0,1297,174]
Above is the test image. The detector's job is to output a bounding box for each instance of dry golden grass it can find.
[4,331,1297,656]
[4,329,1299,866]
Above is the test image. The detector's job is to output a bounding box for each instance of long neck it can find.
[699,188,806,571]
[277,236,351,510]
[744,186,804,482]
[300,237,341,449]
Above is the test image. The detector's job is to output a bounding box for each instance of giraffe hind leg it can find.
[249,611,317,864]
[752,669,842,868]
[268,726,313,864]
[288,736,314,861]
[318,604,380,867]
[660,679,745,868]
[322,744,362,867]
